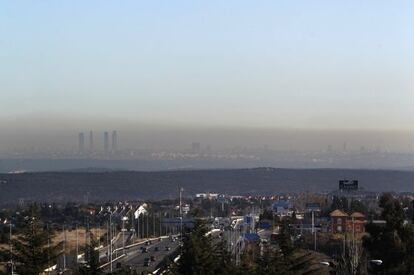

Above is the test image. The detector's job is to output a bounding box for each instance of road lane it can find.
[103,236,180,274]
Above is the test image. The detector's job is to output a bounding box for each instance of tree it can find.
[349,200,367,214]
[78,231,102,275]
[253,245,292,275]
[336,234,366,275]
[171,219,236,275]
[277,219,294,259]
[363,193,414,274]
[331,196,349,212]
[11,206,58,275]
[171,220,215,275]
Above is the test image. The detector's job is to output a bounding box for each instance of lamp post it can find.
[8,221,13,275]
[122,216,128,255]
[109,211,113,273]
[179,187,184,245]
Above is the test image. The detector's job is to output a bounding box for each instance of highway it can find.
[102,236,180,274]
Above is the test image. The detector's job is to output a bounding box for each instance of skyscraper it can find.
[89,131,94,152]
[191,142,201,153]
[104,131,109,154]
[78,132,85,153]
[112,130,118,153]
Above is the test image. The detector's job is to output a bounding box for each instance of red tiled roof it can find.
[350,212,365,218]
[330,209,348,217]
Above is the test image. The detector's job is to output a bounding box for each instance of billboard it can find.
[339,180,358,191]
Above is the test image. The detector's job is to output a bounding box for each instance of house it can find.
[330,209,366,234]
[272,200,294,217]
[346,212,366,234]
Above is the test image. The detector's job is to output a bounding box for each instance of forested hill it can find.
[0,168,413,204]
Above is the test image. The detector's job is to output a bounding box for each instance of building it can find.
[112,130,118,153]
[104,131,109,154]
[89,131,94,151]
[330,209,366,234]
[195,193,219,200]
[272,200,294,217]
[191,142,201,153]
[78,132,85,153]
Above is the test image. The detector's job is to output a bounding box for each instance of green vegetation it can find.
[77,232,102,275]
[170,220,237,275]
[330,196,367,214]
[363,193,414,274]
[11,206,59,275]
[171,217,327,275]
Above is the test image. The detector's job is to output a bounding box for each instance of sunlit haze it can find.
[1,1,414,130]
[1,1,414,172]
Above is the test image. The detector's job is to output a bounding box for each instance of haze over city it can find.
[2,1,414,134]
[3,2,414,275]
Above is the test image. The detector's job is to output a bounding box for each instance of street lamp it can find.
[370,259,383,266]
[6,220,13,275]
[122,216,128,255]
[108,209,113,273]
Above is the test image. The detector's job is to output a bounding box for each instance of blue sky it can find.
[1,1,414,129]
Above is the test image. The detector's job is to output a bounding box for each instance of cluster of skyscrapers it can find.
[78,130,118,154]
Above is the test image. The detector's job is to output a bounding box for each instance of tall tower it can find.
[112,130,118,153]
[89,131,94,152]
[104,132,109,154]
[78,132,85,153]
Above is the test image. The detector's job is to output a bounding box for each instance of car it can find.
[142,247,148,253]
[154,246,159,252]
[165,246,171,251]
[145,240,152,246]
[150,255,156,261]
[143,259,151,267]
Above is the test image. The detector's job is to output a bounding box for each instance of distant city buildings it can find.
[191,142,201,153]
[77,130,118,156]
[78,132,85,153]
[112,130,118,153]
[104,131,109,154]
[89,131,94,151]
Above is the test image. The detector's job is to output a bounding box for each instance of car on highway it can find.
[143,258,151,267]
[154,246,159,252]
[145,240,152,246]
[165,246,171,251]
[142,247,149,253]
[150,255,156,261]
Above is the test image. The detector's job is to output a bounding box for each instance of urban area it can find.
[1,177,413,274]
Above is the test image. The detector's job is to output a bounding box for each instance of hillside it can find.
[0,168,413,204]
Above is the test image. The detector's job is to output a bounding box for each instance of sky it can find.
[1,1,414,131]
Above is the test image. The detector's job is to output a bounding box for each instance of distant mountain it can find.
[61,167,117,173]
[0,168,414,205]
